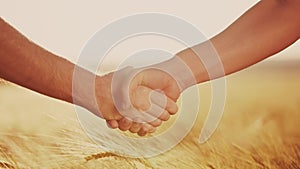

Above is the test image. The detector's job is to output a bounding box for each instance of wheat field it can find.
[0,61,299,169]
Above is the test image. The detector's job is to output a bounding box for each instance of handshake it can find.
[76,55,198,136]
[4,0,295,137]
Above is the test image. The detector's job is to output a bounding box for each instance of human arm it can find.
[117,0,300,134]
[0,17,127,122]
[173,0,300,85]
[0,17,177,134]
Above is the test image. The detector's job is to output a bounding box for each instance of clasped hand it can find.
[93,67,181,136]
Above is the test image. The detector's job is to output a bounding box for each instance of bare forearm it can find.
[176,0,300,84]
[0,18,95,106]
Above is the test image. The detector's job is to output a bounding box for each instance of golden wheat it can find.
[0,62,299,168]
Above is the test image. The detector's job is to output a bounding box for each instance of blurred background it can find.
[0,1,299,168]
[1,0,299,64]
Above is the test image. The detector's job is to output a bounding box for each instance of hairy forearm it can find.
[0,18,96,107]
[175,0,300,85]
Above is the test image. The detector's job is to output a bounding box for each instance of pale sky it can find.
[1,0,299,66]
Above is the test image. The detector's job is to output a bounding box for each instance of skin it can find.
[111,69,180,136]
[1,0,299,136]
[177,0,300,84]
[112,0,300,134]
[0,18,178,136]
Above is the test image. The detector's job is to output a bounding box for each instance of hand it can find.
[79,68,179,136]
[106,67,181,136]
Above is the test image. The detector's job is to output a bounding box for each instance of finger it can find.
[128,110,162,127]
[106,120,119,129]
[137,124,154,136]
[137,128,147,136]
[112,107,124,120]
[147,103,170,121]
[128,114,162,127]
[131,86,151,112]
[149,89,167,107]
[165,98,178,115]
[121,103,165,126]
[123,107,157,124]
[150,90,178,115]
[128,118,158,134]
[148,118,162,127]
[147,124,156,133]
[123,85,167,124]
[129,122,142,133]
[106,120,113,128]
[118,117,132,131]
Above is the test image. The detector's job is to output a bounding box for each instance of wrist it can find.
[150,55,197,91]
[71,65,100,113]
[176,48,209,84]
[52,58,74,104]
